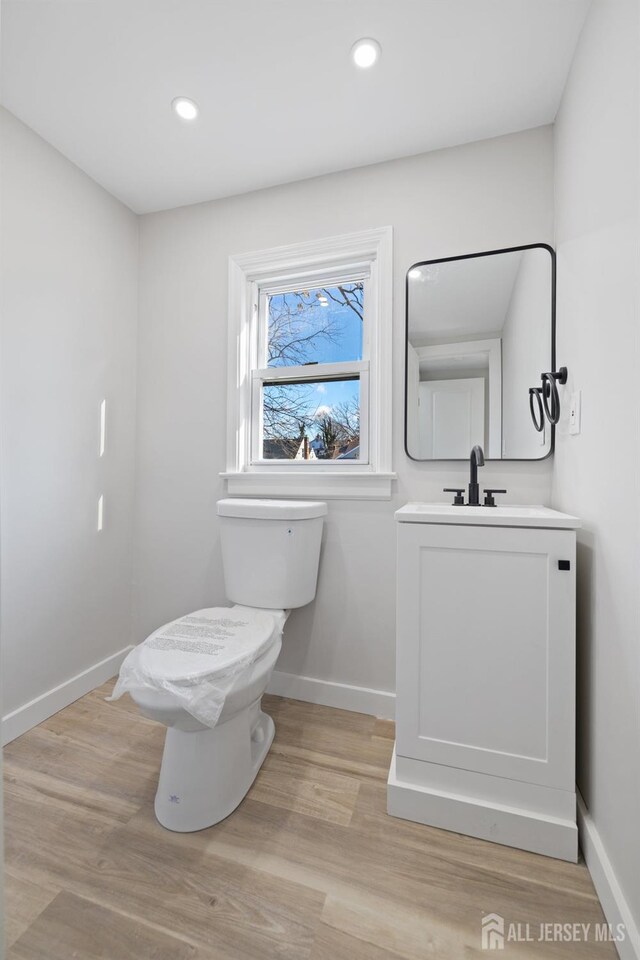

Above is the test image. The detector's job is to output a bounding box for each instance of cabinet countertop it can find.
[395,503,581,529]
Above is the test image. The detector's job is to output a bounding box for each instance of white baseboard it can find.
[577,792,640,960]
[387,747,578,862]
[2,646,133,746]
[266,669,395,720]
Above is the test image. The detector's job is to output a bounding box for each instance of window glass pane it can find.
[266,283,363,367]
[262,378,360,460]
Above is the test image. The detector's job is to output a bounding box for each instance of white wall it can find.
[502,249,553,458]
[0,108,138,724]
[553,0,640,951]
[135,125,555,698]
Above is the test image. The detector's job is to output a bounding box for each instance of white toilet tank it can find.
[217,499,327,609]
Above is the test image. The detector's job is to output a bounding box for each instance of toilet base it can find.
[154,703,275,832]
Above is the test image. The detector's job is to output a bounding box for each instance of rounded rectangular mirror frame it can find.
[404,242,556,462]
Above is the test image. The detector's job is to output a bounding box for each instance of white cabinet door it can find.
[418,378,485,458]
[396,522,576,791]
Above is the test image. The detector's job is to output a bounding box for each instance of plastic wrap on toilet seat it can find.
[108,607,279,728]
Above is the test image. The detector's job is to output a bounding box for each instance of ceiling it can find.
[409,252,524,344]
[1,0,589,214]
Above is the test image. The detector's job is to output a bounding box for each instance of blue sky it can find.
[268,286,362,365]
[263,378,359,431]
[267,285,362,419]
[307,378,359,425]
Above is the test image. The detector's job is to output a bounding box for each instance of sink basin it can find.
[395,503,581,529]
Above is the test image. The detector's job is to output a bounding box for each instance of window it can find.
[225,228,394,498]
[256,281,366,464]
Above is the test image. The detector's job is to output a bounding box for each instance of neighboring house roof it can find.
[263,438,317,460]
[336,440,360,460]
[263,438,302,459]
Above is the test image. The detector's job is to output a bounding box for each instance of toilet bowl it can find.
[110,498,326,832]
[128,606,285,831]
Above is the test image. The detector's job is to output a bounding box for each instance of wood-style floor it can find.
[4,681,616,959]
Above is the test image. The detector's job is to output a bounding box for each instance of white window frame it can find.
[223,227,395,499]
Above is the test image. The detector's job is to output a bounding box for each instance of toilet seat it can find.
[137,607,280,684]
[109,605,286,730]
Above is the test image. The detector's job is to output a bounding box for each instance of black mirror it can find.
[405,243,556,461]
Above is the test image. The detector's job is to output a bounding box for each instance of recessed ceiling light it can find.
[172,97,199,120]
[351,38,381,69]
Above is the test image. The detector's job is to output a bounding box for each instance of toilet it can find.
[110,498,327,832]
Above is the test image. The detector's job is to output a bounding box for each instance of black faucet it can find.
[468,444,485,506]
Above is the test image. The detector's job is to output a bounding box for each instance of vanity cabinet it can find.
[388,504,580,861]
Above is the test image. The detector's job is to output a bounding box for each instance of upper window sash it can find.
[256,273,368,371]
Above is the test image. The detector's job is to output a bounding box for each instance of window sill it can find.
[220,470,396,500]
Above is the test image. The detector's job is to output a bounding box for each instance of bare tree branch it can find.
[321,283,363,321]
[263,284,364,449]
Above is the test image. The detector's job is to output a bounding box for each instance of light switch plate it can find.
[569,390,581,435]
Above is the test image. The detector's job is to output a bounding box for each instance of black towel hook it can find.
[529,387,545,432]
[528,367,568,431]
[540,367,568,425]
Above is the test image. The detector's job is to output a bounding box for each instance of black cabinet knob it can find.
[558,560,571,571]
